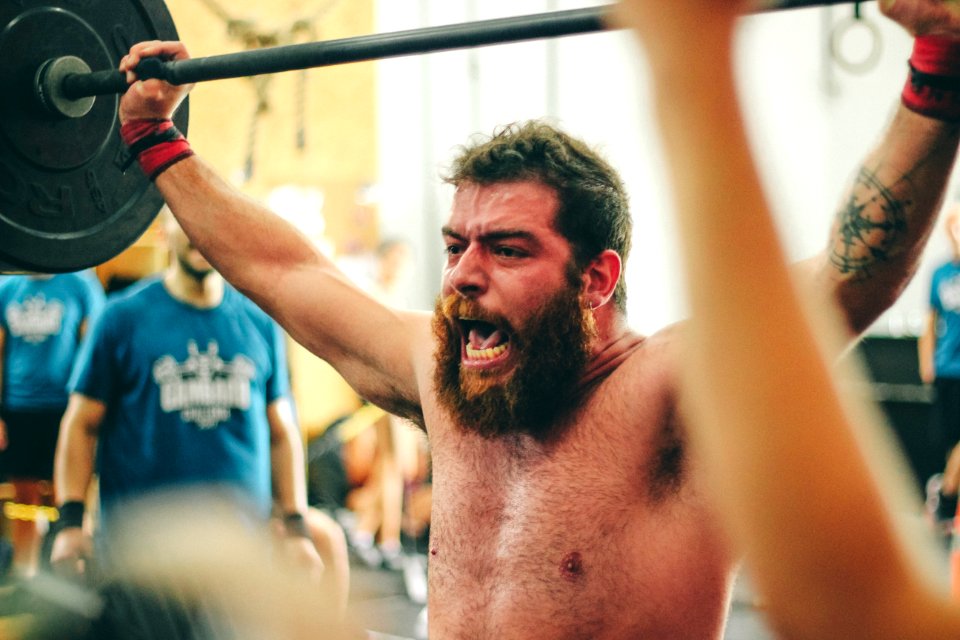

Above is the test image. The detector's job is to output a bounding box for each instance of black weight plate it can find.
[0,0,188,273]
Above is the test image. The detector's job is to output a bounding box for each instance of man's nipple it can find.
[559,551,584,581]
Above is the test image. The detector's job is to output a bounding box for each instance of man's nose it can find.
[447,247,488,298]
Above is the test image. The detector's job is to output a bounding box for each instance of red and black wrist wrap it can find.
[120,118,194,180]
[902,36,960,122]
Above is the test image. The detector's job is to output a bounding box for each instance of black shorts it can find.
[0,408,65,481]
[306,420,349,510]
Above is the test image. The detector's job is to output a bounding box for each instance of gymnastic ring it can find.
[829,14,882,75]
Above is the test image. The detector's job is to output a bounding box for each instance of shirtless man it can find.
[100,0,960,635]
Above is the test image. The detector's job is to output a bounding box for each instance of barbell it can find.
[0,0,862,274]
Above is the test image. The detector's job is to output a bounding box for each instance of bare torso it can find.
[420,326,736,639]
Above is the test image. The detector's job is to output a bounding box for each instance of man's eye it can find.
[445,245,463,256]
[496,247,523,258]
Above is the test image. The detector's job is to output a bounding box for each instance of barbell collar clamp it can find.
[35,56,97,119]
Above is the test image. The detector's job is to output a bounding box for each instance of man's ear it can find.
[582,249,621,309]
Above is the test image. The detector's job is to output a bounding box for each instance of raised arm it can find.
[617,0,960,638]
[803,108,958,336]
[116,42,429,422]
[797,2,960,336]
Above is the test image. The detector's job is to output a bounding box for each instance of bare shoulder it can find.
[645,320,687,351]
[585,321,688,421]
[613,320,687,382]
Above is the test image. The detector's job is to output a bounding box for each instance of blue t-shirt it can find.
[0,273,105,410]
[930,260,960,379]
[69,277,290,527]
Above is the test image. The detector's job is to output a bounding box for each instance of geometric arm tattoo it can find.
[828,166,910,280]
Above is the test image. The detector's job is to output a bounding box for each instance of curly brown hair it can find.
[443,120,632,312]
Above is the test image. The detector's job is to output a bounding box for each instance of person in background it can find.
[620,0,960,638]
[920,203,960,542]
[0,270,104,578]
[50,209,348,619]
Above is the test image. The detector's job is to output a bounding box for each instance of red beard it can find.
[431,283,596,441]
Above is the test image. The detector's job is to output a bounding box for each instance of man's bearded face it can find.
[170,227,214,282]
[176,248,215,282]
[431,274,597,441]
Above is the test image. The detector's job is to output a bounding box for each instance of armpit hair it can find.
[645,405,686,504]
[364,392,426,432]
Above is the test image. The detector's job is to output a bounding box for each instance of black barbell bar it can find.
[58,0,863,102]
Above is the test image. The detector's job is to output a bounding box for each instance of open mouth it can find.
[459,317,511,367]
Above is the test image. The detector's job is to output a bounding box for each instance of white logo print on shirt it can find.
[5,295,64,344]
[152,340,256,428]
[941,274,960,313]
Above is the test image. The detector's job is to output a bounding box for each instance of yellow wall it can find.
[99,0,379,438]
